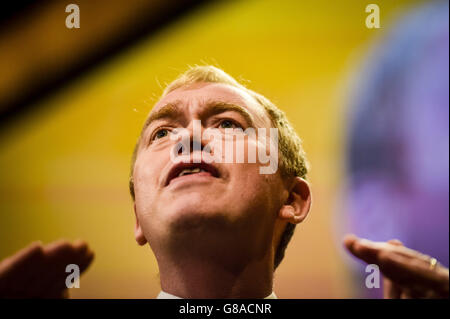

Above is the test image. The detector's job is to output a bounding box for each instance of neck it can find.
[156,247,274,298]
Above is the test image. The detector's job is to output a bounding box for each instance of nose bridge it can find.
[170,98,214,160]
[183,100,202,132]
[180,116,205,154]
[181,102,213,149]
[185,118,202,139]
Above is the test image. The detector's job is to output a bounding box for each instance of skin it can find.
[0,82,447,298]
[132,82,311,298]
[0,240,94,298]
[344,235,449,298]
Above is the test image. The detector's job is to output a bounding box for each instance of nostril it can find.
[203,144,212,154]
[177,143,184,155]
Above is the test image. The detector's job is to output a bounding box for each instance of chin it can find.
[163,199,232,233]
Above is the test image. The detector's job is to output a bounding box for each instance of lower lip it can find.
[167,172,217,187]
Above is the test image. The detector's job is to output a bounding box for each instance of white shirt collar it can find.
[157,290,277,299]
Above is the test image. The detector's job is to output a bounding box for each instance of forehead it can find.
[149,82,270,126]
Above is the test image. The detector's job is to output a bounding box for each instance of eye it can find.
[153,128,169,140]
[219,119,240,129]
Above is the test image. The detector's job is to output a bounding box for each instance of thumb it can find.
[387,239,403,246]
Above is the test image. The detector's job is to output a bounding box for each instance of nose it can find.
[177,137,206,155]
[173,120,212,157]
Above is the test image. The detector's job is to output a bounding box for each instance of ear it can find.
[278,177,312,224]
[134,203,147,246]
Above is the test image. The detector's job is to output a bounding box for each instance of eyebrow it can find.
[142,100,255,134]
[141,101,183,133]
[200,101,255,128]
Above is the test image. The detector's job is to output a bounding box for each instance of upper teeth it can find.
[178,168,206,177]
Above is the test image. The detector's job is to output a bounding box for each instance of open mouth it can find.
[165,162,220,186]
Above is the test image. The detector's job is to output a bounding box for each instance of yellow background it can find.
[0,0,423,298]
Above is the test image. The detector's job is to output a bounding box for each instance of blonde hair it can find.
[130,65,309,269]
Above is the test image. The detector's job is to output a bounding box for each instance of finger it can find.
[72,239,88,253]
[43,239,75,255]
[377,250,449,296]
[343,234,376,262]
[401,290,411,299]
[47,240,94,274]
[383,277,402,299]
[27,240,94,297]
[42,250,94,298]
[0,240,93,298]
[387,239,403,246]
[343,233,358,251]
[0,241,44,273]
[0,242,45,296]
[346,236,433,270]
[345,236,449,298]
[344,235,381,265]
[24,240,73,295]
[71,240,95,273]
[40,287,70,299]
[383,239,405,298]
[357,238,448,290]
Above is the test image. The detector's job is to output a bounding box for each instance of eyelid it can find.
[214,116,245,129]
[148,126,173,145]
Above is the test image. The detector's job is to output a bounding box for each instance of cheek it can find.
[227,163,278,205]
[241,134,277,168]
[211,133,270,165]
[133,150,168,202]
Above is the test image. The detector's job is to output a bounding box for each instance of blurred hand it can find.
[344,234,449,299]
[0,240,94,298]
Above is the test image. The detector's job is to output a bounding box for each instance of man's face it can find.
[133,82,288,254]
